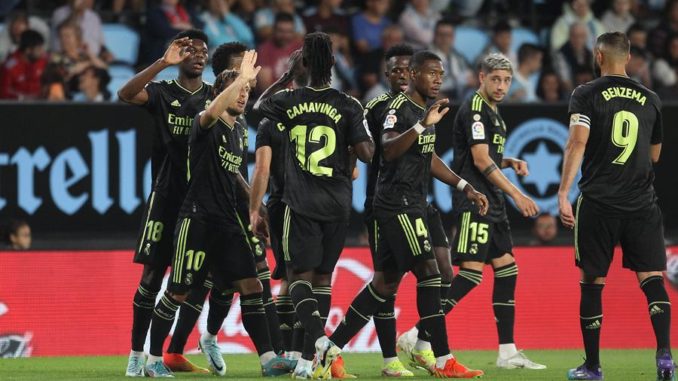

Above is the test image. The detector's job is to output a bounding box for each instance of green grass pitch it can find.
[0,349,665,380]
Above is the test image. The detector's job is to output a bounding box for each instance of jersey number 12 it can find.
[290,125,337,176]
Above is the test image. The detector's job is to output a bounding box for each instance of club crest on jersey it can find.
[185,273,193,286]
[504,118,581,216]
[205,99,212,109]
[471,121,485,140]
[384,114,397,129]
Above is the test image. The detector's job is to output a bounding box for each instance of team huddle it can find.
[118,28,673,381]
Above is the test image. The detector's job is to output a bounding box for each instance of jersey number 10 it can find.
[290,125,337,176]
[611,110,638,165]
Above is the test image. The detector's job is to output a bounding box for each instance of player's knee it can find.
[580,273,605,285]
[413,259,440,279]
[637,271,664,284]
[312,272,331,286]
[237,278,263,295]
[169,292,188,304]
[371,279,397,298]
[256,260,269,271]
[140,265,166,290]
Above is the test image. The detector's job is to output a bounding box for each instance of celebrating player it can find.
[559,32,674,381]
[118,30,213,377]
[328,50,488,378]
[253,32,375,379]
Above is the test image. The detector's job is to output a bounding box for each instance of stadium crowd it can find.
[0,0,676,103]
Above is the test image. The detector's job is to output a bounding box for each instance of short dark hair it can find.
[213,69,240,94]
[435,19,455,32]
[626,22,646,35]
[274,12,295,25]
[517,43,542,64]
[2,219,28,244]
[212,42,248,76]
[303,32,333,85]
[596,31,630,56]
[172,29,209,45]
[385,44,414,61]
[409,50,442,70]
[630,46,649,60]
[493,20,512,34]
[18,30,44,51]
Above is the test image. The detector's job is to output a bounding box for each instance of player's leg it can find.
[568,197,616,381]
[127,191,175,377]
[620,203,674,380]
[253,240,284,354]
[164,278,210,373]
[196,284,235,377]
[145,217,210,378]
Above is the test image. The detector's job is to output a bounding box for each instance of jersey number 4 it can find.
[611,110,638,165]
[290,125,337,176]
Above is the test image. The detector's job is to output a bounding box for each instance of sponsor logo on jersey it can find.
[171,100,181,108]
[504,118,580,216]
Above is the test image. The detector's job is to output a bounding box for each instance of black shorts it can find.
[282,205,348,274]
[376,210,435,273]
[452,211,513,265]
[427,204,449,249]
[133,191,181,267]
[236,210,268,265]
[268,200,287,280]
[168,217,257,294]
[575,197,666,277]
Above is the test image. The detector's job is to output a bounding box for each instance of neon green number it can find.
[468,222,489,244]
[290,125,337,176]
[185,250,206,271]
[415,218,428,238]
[611,110,639,165]
[145,221,164,242]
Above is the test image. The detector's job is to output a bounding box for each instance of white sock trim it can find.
[414,339,431,352]
[383,357,398,365]
[498,343,518,358]
[147,354,163,364]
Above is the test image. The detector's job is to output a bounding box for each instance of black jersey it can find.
[180,114,245,232]
[569,75,662,215]
[236,115,250,181]
[255,117,287,205]
[451,92,508,222]
[259,87,372,222]
[364,92,395,215]
[144,79,213,198]
[373,92,436,216]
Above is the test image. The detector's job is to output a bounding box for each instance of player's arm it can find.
[200,50,261,128]
[557,123,589,229]
[382,98,449,161]
[118,37,192,104]
[253,49,303,110]
[431,153,489,215]
[470,144,538,217]
[651,144,662,163]
[501,157,529,176]
[650,103,663,163]
[249,145,272,236]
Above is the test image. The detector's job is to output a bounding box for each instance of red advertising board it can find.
[1,247,677,357]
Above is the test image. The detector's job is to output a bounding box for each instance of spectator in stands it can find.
[536,69,565,103]
[351,0,391,55]
[628,46,652,88]
[652,34,678,98]
[72,65,112,101]
[552,22,592,92]
[429,19,475,100]
[398,0,441,49]
[648,0,678,58]
[256,12,302,92]
[601,0,635,33]
[254,0,305,42]
[51,21,108,88]
[0,11,50,62]
[40,62,68,100]
[508,43,543,102]
[2,219,31,250]
[145,0,201,63]
[303,0,349,35]
[325,26,357,93]
[360,25,404,101]
[0,30,47,100]
[528,213,558,246]
[200,0,255,52]
[52,0,111,61]
[550,0,606,51]
[478,21,517,67]
[627,22,648,50]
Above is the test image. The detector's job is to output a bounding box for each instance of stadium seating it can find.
[107,64,135,100]
[454,26,490,64]
[102,23,140,66]
[511,27,540,53]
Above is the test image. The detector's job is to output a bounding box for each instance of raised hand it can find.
[162,37,192,65]
[239,50,261,83]
[422,98,450,126]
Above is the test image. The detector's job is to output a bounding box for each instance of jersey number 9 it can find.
[611,110,638,165]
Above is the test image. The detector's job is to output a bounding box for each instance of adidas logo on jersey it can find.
[585,320,601,330]
[171,100,181,108]
[650,305,665,316]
